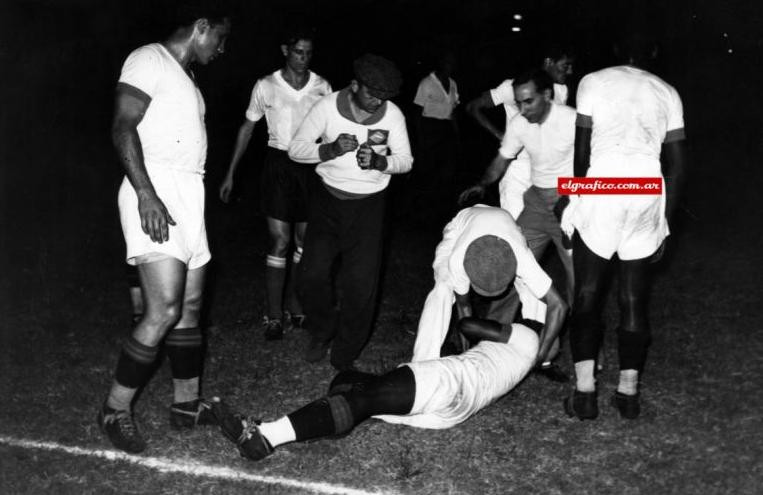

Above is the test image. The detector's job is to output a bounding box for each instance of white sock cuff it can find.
[266,255,287,268]
[259,416,296,448]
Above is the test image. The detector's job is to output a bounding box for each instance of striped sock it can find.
[108,336,159,410]
[265,256,287,319]
[165,327,203,403]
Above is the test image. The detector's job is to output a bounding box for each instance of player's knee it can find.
[146,300,182,328]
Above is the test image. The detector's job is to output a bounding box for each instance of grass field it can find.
[1,125,761,494]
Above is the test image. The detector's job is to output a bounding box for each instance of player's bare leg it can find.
[127,266,144,325]
[284,221,307,330]
[165,264,217,428]
[263,217,292,340]
[100,257,186,452]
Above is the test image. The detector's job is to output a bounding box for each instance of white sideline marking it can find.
[0,435,396,495]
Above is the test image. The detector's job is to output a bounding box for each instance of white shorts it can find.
[498,152,531,220]
[376,324,538,429]
[571,156,668,261]
[118,169,211,269]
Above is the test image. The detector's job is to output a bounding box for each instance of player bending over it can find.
[210,225,564,460]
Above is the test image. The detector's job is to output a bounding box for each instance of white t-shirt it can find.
[289,89,413,194]
[490,79,568,123]
[413,72,459,120]
[377,323,538,429]
[118,43,207,174]
[576,65,685,173]
[498,103,576,188]
[245,70,332,150]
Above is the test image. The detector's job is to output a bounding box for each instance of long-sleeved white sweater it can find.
[289,88,413,195]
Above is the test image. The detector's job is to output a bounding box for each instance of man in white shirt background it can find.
[466,45,574,219]
[410,50,461,223]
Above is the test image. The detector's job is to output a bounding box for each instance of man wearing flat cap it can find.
[289,53,413,371]
[411,205,567,369]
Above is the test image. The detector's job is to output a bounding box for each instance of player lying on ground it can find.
[212,317,552,461]
[211,226,566,460]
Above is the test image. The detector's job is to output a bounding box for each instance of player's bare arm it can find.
[573,118,592,178]
[111,85,175,243]
[458,153,512,206]
[219,118,256,203]
[458,317,512,345]
[536,285,568,366]
[466,91,502,141]
[454,292,473,319]
[661,138,688,225]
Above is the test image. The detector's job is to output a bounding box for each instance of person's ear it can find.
[194,18,210,35]
[542,88,553,102]
[281,44,289,57]
[350,80,360,93]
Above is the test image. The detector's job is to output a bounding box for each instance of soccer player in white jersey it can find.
[209,206,566,461]
[466,45,574,218]
[561,34,688,420]
[98,4,231,454]
[219,28,332,340]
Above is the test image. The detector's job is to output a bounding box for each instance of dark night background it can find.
[1,0,761,330]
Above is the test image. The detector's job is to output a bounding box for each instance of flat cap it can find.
[353,53,403,99]
[463,235,517,297]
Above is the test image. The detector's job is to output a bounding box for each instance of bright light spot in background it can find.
[512,26,521,32]
[728,49,733,54]
[514,14,522,20]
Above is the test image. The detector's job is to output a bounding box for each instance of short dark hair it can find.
[281,22,317,47]
[615,32,658,66]
[542,42,575,62]
[512,69,554,94]
[173,0,230,28]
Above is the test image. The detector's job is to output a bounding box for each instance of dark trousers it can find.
[299,179,386,367]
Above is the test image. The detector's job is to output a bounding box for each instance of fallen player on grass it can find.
[210,220,566,460]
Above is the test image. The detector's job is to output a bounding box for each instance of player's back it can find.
[578,66,681,161]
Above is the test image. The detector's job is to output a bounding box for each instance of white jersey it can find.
[568,66,686,260]
[491,79,568,216]
[118,44,207,174]
[413,72,459,120]
[376,323,538,429]
[289,89,413,194]
[576,65,685,175]
[245,70,332,150]
[499,103,576,188]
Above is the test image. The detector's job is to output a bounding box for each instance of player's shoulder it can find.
[124,43,164,65]
[383,99,406,119]
[309,71,332,90]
